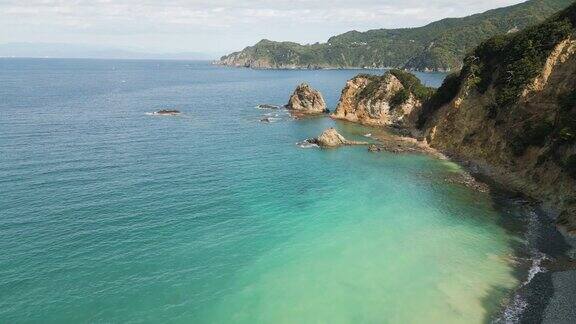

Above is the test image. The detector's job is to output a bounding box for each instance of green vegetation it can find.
[557,90,576,143]
[473,4,575,155]
[389,69,435,103]
[466,18,573,108]
[219,0,573,71]
[355,74,388,101]
[390,89,411,109]
[417,72,463,128]
[510,121,555,156]
[565,155,576,179]
[354,70,434,108]
[417,2,576,162]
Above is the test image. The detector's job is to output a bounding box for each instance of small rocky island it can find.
[286,83,329,115]
[151,109,181,116]
[257,104,279,109]
[304,128,368,148]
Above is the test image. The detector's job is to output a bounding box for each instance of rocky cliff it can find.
[419,4,576,233]
[332,70,433,127]
[286,83,328,114]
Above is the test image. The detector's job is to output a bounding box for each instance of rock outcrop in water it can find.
[417,4,576,233]
[287,83,328,114]
[309,128,368,148]
[257,104,279,109]
[151,109,181,116]
[331,70,433,128]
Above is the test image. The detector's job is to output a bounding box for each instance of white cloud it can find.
[0,0,527,53]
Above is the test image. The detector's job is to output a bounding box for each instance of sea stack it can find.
[286,83,328,114]
[331,70,432,128]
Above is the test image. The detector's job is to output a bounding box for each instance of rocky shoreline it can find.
[282,89,575,322]
[276,7,576,317]
[304,120,574,322]
[359,124,576,323]
[285,88,575,320]
[459,167,576,323]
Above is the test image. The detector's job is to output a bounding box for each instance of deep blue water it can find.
[0,59,520,323]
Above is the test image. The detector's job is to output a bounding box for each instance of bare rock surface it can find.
[287,83,328,114]
[307,128,368,148]
[331,72,425,127]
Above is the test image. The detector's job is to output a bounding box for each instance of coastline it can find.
[459,165,576,323]
[453,160,576,323]
[211,62,452,73]
[362,125,576,322]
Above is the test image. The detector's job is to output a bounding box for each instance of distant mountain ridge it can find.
[0,43,215,60]
[217,0,574,71]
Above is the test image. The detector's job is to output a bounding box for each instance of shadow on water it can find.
[469,172,574,323]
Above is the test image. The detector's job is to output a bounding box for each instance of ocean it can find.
[0,59,525,323]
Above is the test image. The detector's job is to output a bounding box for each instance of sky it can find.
[0,0,527,57]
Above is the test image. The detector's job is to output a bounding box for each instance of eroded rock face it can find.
[287,83,328,114]
[313,128,368,148]
[331,73,423,127]
[421,34,576,233]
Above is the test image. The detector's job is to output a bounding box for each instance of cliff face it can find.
[332,71,432,127]
[216,0,573,72]
[420,6,576,232]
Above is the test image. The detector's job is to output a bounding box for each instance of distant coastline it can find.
[212,61,452,73]
[215,0,573,72]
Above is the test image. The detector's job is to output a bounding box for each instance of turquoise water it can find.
[0,59,519,323]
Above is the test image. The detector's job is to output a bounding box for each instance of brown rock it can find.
[315,128,368,148]
[287,83,327,114]
[368,144,382,152]
[331,73,423,127]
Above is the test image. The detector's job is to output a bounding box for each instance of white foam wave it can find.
[145,112,181,116]
[499,250,549,323]
[296,141,319,149]
[524,251,548,285]
[256,104,280,110]
[501,294,528,323]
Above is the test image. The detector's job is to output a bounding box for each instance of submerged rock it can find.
[286,83,328,114]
